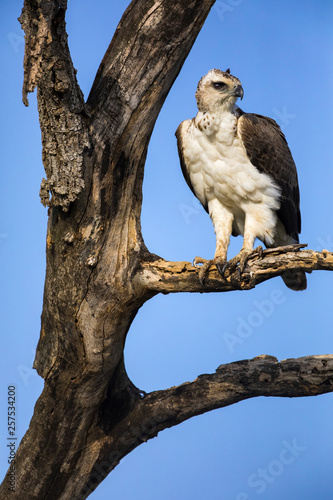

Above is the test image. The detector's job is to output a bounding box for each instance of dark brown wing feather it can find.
[176,120,209,213]
[238,111,301,239]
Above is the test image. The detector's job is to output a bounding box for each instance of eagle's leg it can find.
[193,203,233,284]
[213,241,229,276]
[211,203,233,277]
[193,203,234,284]
[224,231,263,279]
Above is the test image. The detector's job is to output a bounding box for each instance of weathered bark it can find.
[1,1,332,499]
[138,245,333,293]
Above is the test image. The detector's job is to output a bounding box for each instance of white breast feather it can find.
[181,111,281,245]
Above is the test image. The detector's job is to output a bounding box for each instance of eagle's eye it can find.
[212,82,227,90]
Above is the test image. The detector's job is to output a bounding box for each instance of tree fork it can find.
[1,1,217,498]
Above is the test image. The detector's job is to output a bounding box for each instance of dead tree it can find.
[1,1,333,498]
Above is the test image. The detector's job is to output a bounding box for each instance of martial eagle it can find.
[176,69,306,291]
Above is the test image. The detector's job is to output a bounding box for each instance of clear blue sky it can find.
[1,1,333,499]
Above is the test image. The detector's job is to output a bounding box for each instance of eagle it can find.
[176,69,306,291]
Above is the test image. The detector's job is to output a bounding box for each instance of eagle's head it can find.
[195,69,244,112]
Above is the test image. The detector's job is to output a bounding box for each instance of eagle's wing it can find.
[238,112,301,239]
[176,120,209,213]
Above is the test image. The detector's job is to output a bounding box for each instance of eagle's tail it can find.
[270,234,307,291]
[281,270,307,291]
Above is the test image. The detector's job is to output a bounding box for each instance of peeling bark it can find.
[1,1,332,499]
[19,0,88,210]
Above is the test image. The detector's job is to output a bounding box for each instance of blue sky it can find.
[1,1,333,499]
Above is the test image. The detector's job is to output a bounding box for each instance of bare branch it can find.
[139,354,333,425]
[137,248,333,293]
[78,354,333,498]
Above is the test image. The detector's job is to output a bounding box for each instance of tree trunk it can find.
[1,1,332,499]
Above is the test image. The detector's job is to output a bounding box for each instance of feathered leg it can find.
[223,213,263,278]
[194,201,233,283]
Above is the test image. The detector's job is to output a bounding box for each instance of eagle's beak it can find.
[233,85,244,100]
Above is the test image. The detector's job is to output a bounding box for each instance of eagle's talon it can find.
[223,248,252,278]
[194,256,229,283]
[254,245,263,259]
[239,252,250,274]
[227,246,264,278]
[193,257,214,285]
[222,258,240,277]
[214,255,228,277]
[193,256,206,268]
[216,261,228,277]
[198,268,207,286]
[221,262,232,278]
